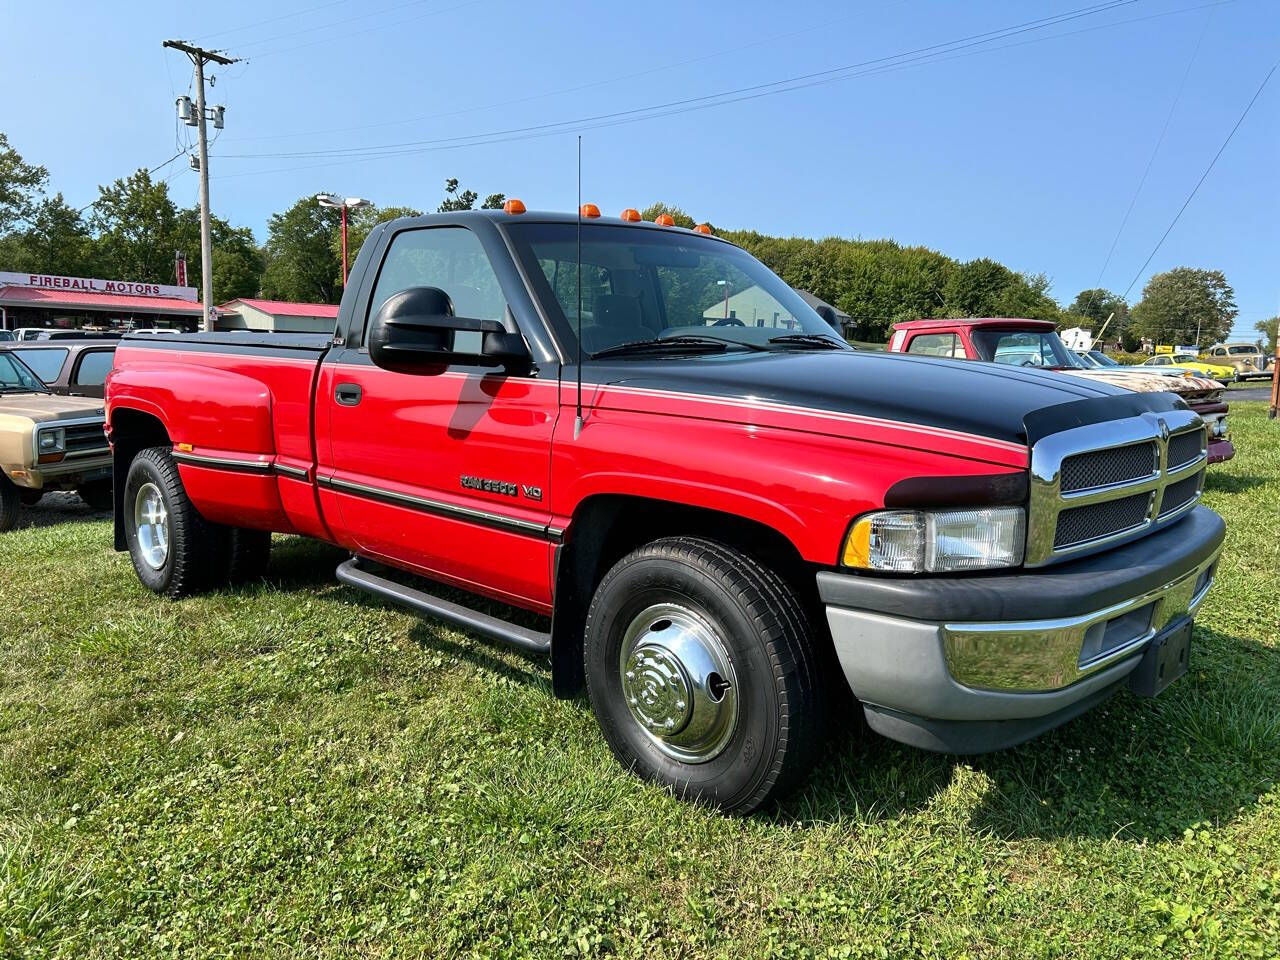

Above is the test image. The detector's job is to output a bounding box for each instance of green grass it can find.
[2,408,1279,958]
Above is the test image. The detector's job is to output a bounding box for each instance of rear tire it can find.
[226,527,272,584]
[583,537,823,814]
[77,479,113,511]
[123,446,224,598]
[0,478,20,533]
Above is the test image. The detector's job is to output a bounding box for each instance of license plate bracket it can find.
[1129,618,1192,698]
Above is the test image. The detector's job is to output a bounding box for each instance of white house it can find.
[1059,326,1094,351]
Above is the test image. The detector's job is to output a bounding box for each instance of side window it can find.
[14,348,68,382]
[365,227,505,354]
[72,350,115,386]
[907,333,961,358]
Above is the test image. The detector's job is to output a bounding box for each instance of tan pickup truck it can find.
[0,351,112,531]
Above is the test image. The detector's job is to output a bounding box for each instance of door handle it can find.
[335,383,362,406]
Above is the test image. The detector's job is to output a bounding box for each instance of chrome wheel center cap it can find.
[617,603,738,764]
[623,644,693,736]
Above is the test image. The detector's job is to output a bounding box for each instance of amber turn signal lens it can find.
[502,198,526,215]
[654,214,675,226]
[620,208,641,222]
[579,203,601,218]
[694,223,712,234]
[37,453,65,465]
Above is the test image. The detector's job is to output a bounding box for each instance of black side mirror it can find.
[815,304,841,331]
[367,286,531,375]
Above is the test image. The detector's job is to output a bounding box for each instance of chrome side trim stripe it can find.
[274,462,310,480]
[172,450,272,474]
[316,474,552,539]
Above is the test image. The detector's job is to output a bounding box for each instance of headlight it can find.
[37,428,65,454]
[1213,416,1228,438]
[843,507,1026,573]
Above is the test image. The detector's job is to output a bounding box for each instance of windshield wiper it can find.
[767,333,850,350]
[591,335,767,360]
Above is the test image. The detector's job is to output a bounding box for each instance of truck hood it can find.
[0,393,106,423]
[1058,368,1224,399]
[591,350,1187,448]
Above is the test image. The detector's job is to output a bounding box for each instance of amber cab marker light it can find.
[694,223,713,234]
[654,213,675,226]
[620,208,641,222]
[580,203,601,218]
[502,198,526,215]
[176,442,194,452]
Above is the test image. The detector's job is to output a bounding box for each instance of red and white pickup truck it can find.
[105,208,1225,811]
[887,317,1234,464]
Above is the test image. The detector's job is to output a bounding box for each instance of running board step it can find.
[336,557,551,655]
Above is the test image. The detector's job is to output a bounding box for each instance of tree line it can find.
[0,132,1266,348]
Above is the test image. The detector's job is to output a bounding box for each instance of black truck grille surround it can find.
[1158,470,1204,518]
[1059,442,1157,493]
[64,422,108,454]
[1055,492,1153,548]
[1026,414,1208,566]
[1167,431,1204,471]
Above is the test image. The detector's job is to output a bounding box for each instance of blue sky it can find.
[2,0,1276,336]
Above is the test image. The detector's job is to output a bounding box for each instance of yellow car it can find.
[1139,353,1236,379]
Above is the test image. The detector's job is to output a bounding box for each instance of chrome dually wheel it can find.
[134,481,170,570]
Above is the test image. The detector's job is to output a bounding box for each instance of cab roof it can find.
[892,317,1056,332]
[384,208,735,244]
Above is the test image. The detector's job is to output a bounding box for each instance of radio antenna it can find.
[573,135,584,439]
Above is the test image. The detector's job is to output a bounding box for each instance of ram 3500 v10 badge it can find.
[104,207,1225,812]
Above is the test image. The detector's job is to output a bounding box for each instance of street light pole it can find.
[317,195,372,288]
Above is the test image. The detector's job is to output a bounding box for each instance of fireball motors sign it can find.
[0,271,199,301]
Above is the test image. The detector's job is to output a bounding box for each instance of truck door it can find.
[317,224,559,612]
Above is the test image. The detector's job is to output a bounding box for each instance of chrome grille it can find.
[1027,412,1207,567]
[1167,430,1204,470]
[1158,469,1204,518]
[1055,492,1153,548]
[1059,442,1156,493]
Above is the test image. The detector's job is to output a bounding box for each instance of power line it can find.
[222,0,1142,162]
[243,0,484,61]
[1082,4,1214,315]
[225,0,914,143]
[194,0,352,42]
[75,150,190,215]
[213,0,1217,182]
[1120,54,1278,299]
[232,0,455,51]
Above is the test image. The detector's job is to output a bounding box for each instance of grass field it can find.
[1,406,1277,959]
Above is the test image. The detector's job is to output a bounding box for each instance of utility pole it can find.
[164,40,237,331]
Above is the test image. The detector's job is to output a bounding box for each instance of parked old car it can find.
[104,208,1224,812]
[0,339,117,399]
[0,351,112,530]
[1138,353,1236,380]
[1202,342,1269,381]
[890,318,1234,464]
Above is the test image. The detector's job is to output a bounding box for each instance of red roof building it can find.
[217,298,339,333]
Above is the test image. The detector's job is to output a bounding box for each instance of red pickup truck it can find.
[105,208,1225,812]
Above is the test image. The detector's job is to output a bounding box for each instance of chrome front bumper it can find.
[817,505,1225,752]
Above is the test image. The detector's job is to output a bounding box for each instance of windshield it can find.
[1227,345,1258,355]
[971,329,1083,369]
[505,223,846,356]
[1088,351,1119,366]
[0,352,48,392]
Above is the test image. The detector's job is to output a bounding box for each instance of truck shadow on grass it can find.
[254,539,1279,842]
[783,625,1280,842]
[13,492,110,531]
[1203,472,1271,495]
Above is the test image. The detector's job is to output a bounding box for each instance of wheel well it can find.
[550,494,821,698]
[109,409,170,550]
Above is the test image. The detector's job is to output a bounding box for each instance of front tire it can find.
[123,447,225,598]
[0,477,20,533]
[583,537,823,814]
